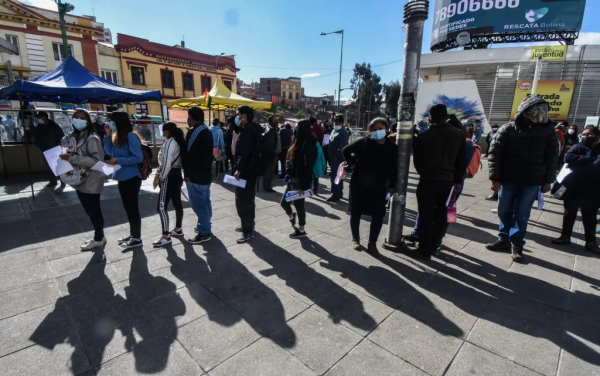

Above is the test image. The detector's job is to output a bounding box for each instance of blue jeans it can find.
[497,184,540,246]
[186,182,212,236]
[330,161,343,197]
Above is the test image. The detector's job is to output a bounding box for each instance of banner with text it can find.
[511,80,575,121]
[530,45,567,62]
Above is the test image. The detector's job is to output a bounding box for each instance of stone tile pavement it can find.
[0,163,599,376]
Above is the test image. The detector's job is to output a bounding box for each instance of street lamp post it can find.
[320,30,344,115]
[56,0,74,59]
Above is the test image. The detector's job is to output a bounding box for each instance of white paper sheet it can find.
[284,189,314,202]
[556,165,572,183]
[182,187,189,201]
[43,146,73,176]
[223,174,247,188]
[91,161,121,176]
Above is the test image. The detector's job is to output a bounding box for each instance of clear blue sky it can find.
[25,0,600,98]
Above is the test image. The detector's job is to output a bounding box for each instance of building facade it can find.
[115,34,238,116]
[0,0,104,107]
[420,45,600,127]
[259,76,302,107]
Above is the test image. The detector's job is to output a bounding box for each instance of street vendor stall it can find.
[0,56,162,197]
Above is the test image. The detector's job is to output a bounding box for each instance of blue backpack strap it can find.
[188,124,207,151]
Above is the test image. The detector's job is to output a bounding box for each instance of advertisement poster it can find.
[415,80,490,133]
[585,116,600,127]
[510,80,575,121]
[431,0,587,49]
[530,45,567,62]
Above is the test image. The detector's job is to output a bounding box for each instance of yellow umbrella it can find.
[167,79,276,111]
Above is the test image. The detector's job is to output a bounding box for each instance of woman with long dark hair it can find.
[280,119,317,239]
[59,109,106,252]
[153,122,186,247]
[343,117,398,256]
[103,111,144,249]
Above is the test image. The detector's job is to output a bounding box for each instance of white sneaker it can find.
[81,237,107,250]
[491,208,498,214]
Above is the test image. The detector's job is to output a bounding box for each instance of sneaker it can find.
[367,242,381,257]
[118,235,132,244]
[404,233,419,243]
[188,234,212,244]
[326,195,340,202]
[551,236,571,245]
[237,232,254,244]
[491,208,498,214]
[45,182,58,188]
[81,237,107,251]
[169,229,184,238]
[235,227,244,233]
[485,193,498,201]
[511,244,524,262]
[289,229,307,239]
[584,242,600,253]
[485,240,511,252]
[121,238,143,249]
[289,213,297,227]
[352,238,361,250]
[153,236,172,248]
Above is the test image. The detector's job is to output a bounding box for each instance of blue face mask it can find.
[72,118,87,130]
[371,129,387,141]
[108,121,117,132]
[234,115,241,126]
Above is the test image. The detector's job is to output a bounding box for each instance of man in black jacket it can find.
[261,115,279,192]
[183,106,214,244]
[412,104,466,260]
[233,105,262,243]
[278,123,293,179]
[34,111,64,188]
[486,96,558,262]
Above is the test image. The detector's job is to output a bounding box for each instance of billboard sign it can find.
[431,0,586,49]
[530,45,567,61]
[511,80,575,121]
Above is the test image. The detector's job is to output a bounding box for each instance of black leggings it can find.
[280,184,306,227]
[157,172,184,236]
[118,177,142,239]
[561,197,598,243]
[76,191,104,241]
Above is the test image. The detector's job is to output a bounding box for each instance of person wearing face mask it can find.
[552,125,600,253]
[59,109,106,252]
[342,118,398,256]
[327,114,350,202]
[564,125,579,152]
[486,96,558,262]
[233,105,263,243]
[34,111,65,188]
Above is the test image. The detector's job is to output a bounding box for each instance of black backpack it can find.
[251,124,274,177]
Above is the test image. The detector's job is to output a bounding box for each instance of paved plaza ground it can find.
[0,163,599,376]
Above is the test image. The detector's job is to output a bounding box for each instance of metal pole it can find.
[338,31,344,114]
[384,0,429,250]
[19,93,35,199]
[57,0,70,58]
[531,57,542,96]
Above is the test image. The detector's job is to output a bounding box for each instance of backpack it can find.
[138,144,153,180]
[313,143,326,178]
[466,143,482,178]
[251,124,273,177]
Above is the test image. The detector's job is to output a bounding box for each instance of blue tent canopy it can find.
[0,56,162,104]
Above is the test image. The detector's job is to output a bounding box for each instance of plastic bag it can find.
[334,163,346,185]
[446,188,458,224]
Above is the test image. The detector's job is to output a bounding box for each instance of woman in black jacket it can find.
[343,117,398,256]
[280,119,317,239]
[552,125,600,253]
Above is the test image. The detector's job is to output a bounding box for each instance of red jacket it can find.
[311,124,324,145]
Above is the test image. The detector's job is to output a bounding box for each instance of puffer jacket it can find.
[488,96,558,186]
[63,129,105,194]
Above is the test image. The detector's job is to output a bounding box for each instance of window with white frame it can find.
[101,70,118,84]
[52,42,73,61]
[135,104,148,114]
[5,35,18,55]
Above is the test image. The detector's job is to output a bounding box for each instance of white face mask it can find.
[334,125,342,131]
[568,129,575,135]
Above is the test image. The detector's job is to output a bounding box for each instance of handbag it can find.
[59,134,96,186]
[213,130,227,162]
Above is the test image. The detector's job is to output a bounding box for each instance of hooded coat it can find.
[488,96,558,186]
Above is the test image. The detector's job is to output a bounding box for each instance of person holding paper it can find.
[104,111,144,249]
[552,126,600,253]
[411,104,466,261]
[182,107,214,244]
[153,122,186,248]
[34,111,64,188]
[327,114,349,202]
[59,109,106,251]
[343,117,398,256]
[280,119,316,239]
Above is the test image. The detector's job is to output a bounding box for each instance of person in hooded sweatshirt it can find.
[486,96,558,262]
[59,109,106,254]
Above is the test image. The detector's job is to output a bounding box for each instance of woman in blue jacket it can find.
[104,111,144,249]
